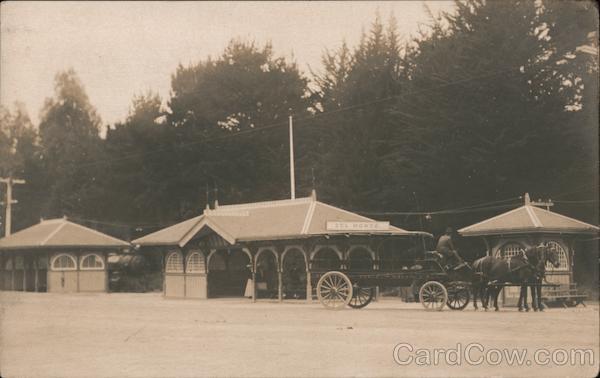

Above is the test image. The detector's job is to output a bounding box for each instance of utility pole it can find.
[531,198,554,211]
[0,177,26,236]
[524,192,554,211]
[289,114,296,199]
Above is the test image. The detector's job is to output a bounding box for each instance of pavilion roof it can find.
[0,218,130,250]
[458,204,599,237]
[133,194,430,247]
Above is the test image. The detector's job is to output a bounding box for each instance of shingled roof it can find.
[459,204,599,237]
[0,218,130,250]
[133,194,430,247]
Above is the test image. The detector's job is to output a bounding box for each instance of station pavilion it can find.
[458,193,599,305]
[132,191,432,301]
[0,217,129,293]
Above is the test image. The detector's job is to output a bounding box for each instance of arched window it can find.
[80,254,105,270]
[496,242,524,259]
[545,241,569,272]
[311,247,341,271]
[208,251,227,271]
[348,247,374,271]
[186,251,205,273]
[166,251,184,273]
[51,254,77,271]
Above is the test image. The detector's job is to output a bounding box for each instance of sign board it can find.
[326,221,390,231]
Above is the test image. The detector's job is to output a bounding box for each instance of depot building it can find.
[458,193,599,305]
[0,217,129,293]
[132,191,431,301]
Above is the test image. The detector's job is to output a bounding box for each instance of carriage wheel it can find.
[446,283,470,310]
[348,285,373,309]
[419,281,448,311]
[317,271,353,310]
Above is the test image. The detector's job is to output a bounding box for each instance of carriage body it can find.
[314,252,473,311]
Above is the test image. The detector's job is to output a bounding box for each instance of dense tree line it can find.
[1,0,598,241]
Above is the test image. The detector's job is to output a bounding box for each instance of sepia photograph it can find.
[1,1,598,377]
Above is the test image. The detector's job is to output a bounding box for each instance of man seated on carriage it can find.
[436,227,467,270]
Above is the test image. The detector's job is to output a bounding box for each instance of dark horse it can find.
[472,245,559,311]
[518,244,560,312]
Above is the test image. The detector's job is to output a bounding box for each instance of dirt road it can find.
[1,292,598,377]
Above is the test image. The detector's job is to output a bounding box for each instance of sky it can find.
[1,1,455,128]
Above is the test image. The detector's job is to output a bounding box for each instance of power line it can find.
[67,216,172,229]
[554,199,599,204]
[356,203,520,216]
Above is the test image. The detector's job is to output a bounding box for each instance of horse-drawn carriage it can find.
[315,251,475,311]
[315,244,560,311]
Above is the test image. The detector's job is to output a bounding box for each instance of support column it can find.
[306,271,312,303]
[22,259,27,292]
[105,252,109,293]
[162,249,167,297]
[76,252,80,293]
[278,270,283,302]
[251,271,257,303]
[11,256,15,291]
[34,258,39,292]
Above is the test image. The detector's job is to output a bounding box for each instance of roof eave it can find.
[237,231,431,243]
[460,228,600,237]
[0,244,129,251]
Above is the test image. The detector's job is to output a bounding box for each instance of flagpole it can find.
[289,114,295,199]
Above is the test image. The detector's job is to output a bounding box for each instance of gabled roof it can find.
[459,205,599,236]
[0,218,130,250]
[133,195,430,247]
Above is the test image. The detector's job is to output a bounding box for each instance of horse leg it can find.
[493,286,501,311]
[522,284,530,311]
[483,286,490,311]
[518,285,525,311]
[536,283,544,311]
[531,282,538,311]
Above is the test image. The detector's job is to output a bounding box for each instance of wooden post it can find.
[11,256,15,291]
[76,252,80,293]
[22,258,27,292]
[105,252,109,293]
[162,249,166,297]
[251,271,257,303]
[34,256,39,292]
[46,251,50,292]
[278,270,283,302]
[306,271,312,303]
[182,249,187,298]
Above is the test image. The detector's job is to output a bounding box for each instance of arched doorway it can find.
[347,247,374,271]
[207,249,251,298]
[282,248,307,299]
[255,249,278,299]
[311,247,341,271]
